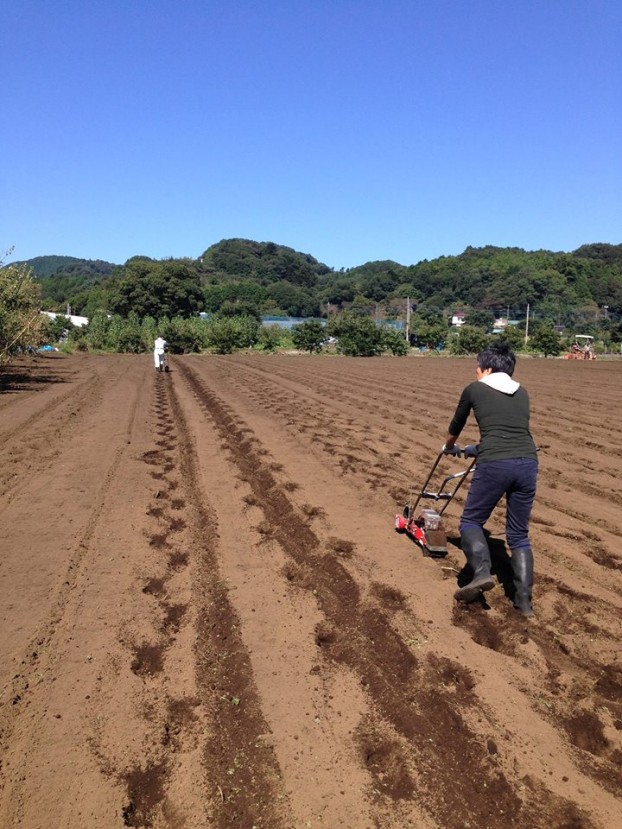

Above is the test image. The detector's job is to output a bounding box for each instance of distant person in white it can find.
[153,336,168,370]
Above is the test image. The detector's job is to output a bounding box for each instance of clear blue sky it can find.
[2,0,621,270]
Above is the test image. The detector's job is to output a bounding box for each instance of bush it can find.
[291,320,325,353]
[328,314,385,356]
[529,324,563,357]
[161,317,207,353]
[105,313,143,353]
[449,326,489,355]
[410,317,448,350]
[86,310,112,350]
[0,261,47,365]
[382,327,409,355]
[494,326,525,350]
[258,324,284,352]
[46,314,74,343]
[206,315,260,354]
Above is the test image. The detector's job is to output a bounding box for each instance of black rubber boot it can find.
[454,527,494,603]
[511,547,534,616]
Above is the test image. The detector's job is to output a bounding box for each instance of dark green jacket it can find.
[449,379,537,463]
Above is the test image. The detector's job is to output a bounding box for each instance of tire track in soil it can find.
[78,372,211,829]
[178,359,598,829]
[102,370,202,829]
[83,368,290,829]
[162,366,293,829]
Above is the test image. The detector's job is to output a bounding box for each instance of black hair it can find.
[477,341,516,376]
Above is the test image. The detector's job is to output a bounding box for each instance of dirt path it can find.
[0,353,620,829]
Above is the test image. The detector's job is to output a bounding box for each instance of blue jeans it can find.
[459,458,538,551]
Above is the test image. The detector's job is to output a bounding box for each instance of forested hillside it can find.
[10,255,118,311]
[16,255,117,279]
[10,240,622,331]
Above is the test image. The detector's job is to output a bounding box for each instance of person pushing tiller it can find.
[442,342,538,616]
[153,335,169,372]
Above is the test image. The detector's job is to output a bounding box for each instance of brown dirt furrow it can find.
[202,357,442,505]
[0,355,131,511]
[165,368,293,829]
[0,354,75,411]
[0,357,152,826]
[0,356,79,429]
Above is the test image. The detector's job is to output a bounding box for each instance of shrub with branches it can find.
[0,260,48,365]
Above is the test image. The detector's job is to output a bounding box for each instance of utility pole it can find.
[405,297,411,343]
[524,303,530,345]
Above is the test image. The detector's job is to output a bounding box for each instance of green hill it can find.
[9,240,622,329]
[198,238,332,287]
[14,255,118,279]
[9,256,119,310]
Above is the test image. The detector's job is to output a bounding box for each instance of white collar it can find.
[479,372,520,395]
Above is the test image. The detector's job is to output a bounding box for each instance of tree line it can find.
[20,239,622,328]
[2,239,621,363]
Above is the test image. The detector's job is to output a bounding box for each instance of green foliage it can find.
[382,327,409,355]
[199,238,331,287]
[216,300,262,321]
[14,255,116,279]
[291,320,325,353]
[106,313,143,353]
[16,256,117,314]
[326,315,409,356]
[80,285,112,319]
[410,315,448,349]
[78,312,207,354]
[348,294,376,316]
[449,326,489,355]
[493,326,525,350]
[0,261,47,364]
[45,314,75,342]
[159,317,207,354]
[110,259,204,319]
[328,313,385,357]
[320,275,357,305]
[205,315,259,354]
[258,324,285,352]
[265,282,319,317]
[465,308,495,331]
[13,241,622,342]
[140,316,158,352]
[204,281,268,313]
[323,261,408,304]
[87,310,112,350]
[529,324,563,357]
[415,304,446,325]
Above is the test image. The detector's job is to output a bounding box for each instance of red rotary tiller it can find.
[394,450,476,557]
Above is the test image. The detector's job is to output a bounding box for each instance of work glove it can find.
[442,443,461,456]
[463,444,479,458]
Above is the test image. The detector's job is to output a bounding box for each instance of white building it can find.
[41,310,89,328]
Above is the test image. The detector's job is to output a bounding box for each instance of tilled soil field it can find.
[0,352,620,829]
